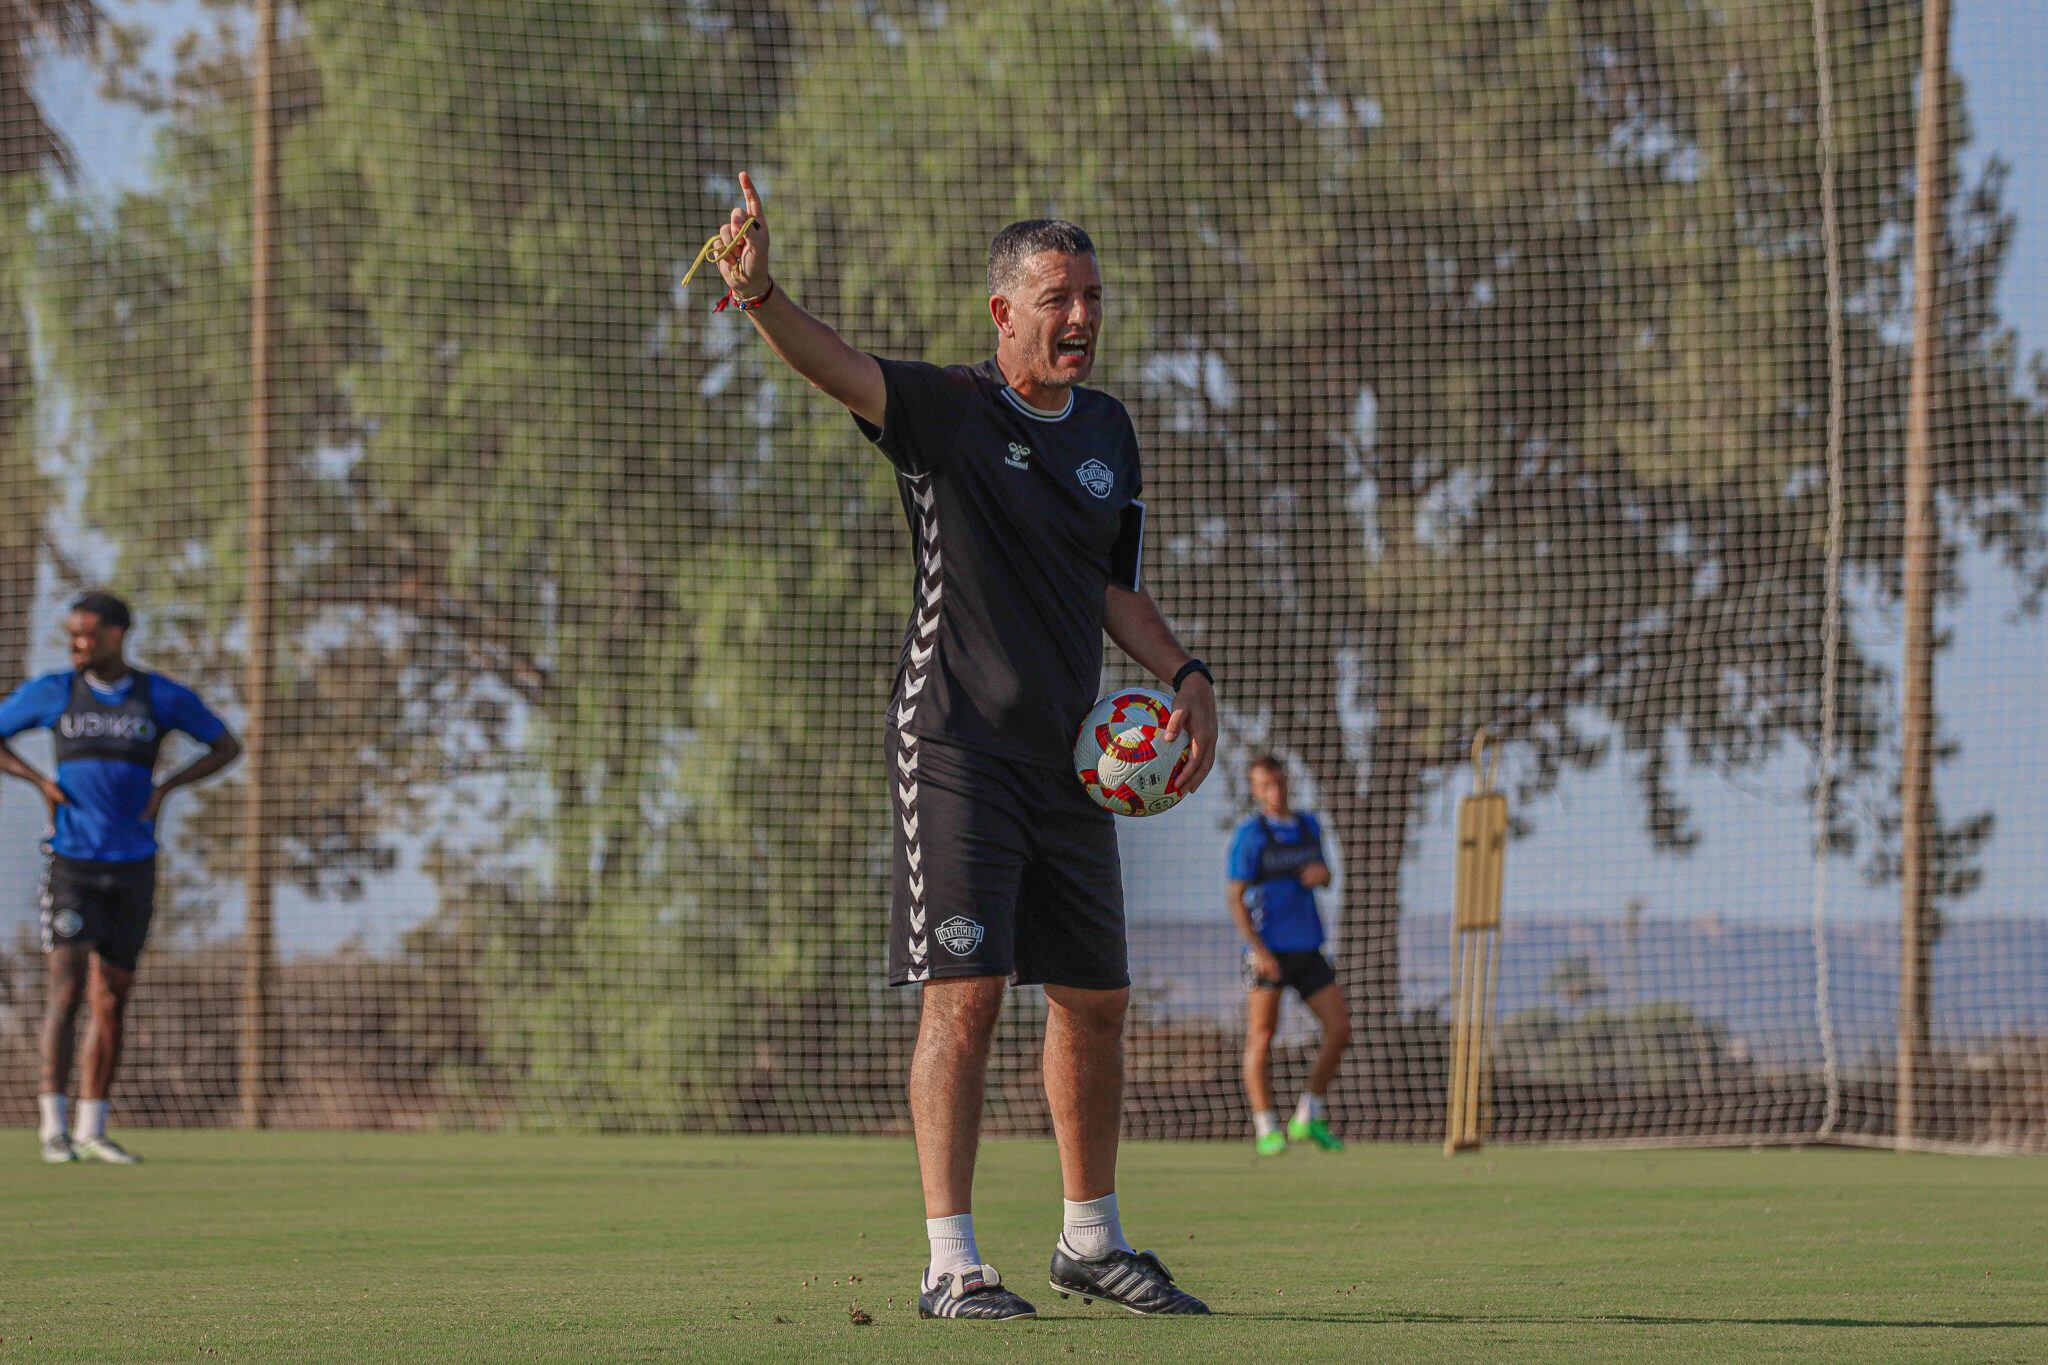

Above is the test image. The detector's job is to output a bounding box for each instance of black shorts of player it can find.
[41,853,157,973]
[1242,948,1337,1001]
[889,730,1128,990]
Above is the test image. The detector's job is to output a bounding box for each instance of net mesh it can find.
[1,0,2044,1149]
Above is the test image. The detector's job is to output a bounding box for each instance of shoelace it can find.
[1125,1250,1175,1285]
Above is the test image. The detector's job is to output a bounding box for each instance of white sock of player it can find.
[1253,1109,1282,1140]
[1295,1092,1326,1124]
[925,1213,980,1289]
[1061,1192,1134,1261]
[74,1098,108,1141]
[38,1093,68,1141]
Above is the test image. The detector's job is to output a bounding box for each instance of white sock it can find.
[925,1213,979,1288]
[1295,1092,1326,1124]
[73,1098,108,1141]
[38,1093,68,1141]
[1253,1109,1282,1140]
[1061,1192,1134,1261]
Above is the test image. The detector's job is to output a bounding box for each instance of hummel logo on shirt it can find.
[1006,442,1031,469]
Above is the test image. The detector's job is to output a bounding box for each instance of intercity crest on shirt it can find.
[1075,459,1114,498]
[936,915,985,957]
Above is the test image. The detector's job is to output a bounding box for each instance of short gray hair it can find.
[987,219,1096,297]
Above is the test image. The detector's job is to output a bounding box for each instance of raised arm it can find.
[1104,583,1216,795]
[709,172,886,426]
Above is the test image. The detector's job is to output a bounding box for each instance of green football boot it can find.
[1255,1130,1288,1157]
[1287,1117,1344,1152]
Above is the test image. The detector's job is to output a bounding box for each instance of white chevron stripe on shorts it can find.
[897,471,941,982]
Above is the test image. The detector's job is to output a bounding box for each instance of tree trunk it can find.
[1298,627,1426,1135]
[0,304,36,693]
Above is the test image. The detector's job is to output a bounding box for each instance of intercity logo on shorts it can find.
[936,915,984,957]
[52,909,84,939]
[58,713,157,742]
[1006,442,1031,469]
[1076,459,1114,498]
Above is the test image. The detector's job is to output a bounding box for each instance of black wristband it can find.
[1171,658,1213,691]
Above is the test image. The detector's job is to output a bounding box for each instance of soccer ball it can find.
[1073,688,1192,817]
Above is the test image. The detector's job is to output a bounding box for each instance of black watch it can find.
[1171,658,1213,691]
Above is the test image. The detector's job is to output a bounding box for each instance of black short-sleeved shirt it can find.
[855,356,1146,770]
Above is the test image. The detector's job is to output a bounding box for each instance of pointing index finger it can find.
[739,171,764,221]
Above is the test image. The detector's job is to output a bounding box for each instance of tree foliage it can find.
[24,0,2048,1126]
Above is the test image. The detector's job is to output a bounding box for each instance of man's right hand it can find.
[714,172,772,304]
[1250,946,1281,984]
[39,777,67,819]
[705,171,884,425]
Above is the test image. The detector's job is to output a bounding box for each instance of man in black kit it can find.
[709,173,1218,1320]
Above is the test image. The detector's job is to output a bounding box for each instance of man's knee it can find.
[919,976,1006,1053]
[1321,1008,1352,1051]
[87,969,133,1024]
[47,985,84,1021]
[1046,984,1128,1037]
[46,963,86,1019]
[87,985,127,1026]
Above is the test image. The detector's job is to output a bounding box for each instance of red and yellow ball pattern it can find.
[1072,687,1192,817]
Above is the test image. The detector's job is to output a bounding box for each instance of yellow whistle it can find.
[681,217,758,290]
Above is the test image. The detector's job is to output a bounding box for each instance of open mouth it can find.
[1056,336,1092,361]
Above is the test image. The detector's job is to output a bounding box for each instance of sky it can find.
[4,0,2045,955]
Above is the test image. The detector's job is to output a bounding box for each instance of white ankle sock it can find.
[1253,1109,1282,1139]
[1061,1192,1133,1261]
[73,1098,107,1141]
[38,1093,68,1141]
[925,1213,979,1288]
[1295,1092,1326,1124]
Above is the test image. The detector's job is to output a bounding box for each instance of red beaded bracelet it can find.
[715,280,775,313]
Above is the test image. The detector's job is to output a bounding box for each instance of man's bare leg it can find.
[1242,987,1280,1114]
[40,945,88,1097]
[1041,983,1207,1312]
[1303,982,1352,1098]
[1042,984,1127,1203]
[909,976,1010,1305]
[910,975,1005,1215]
[38,946,88,1150]
[66,956,141,1160]
[78,956,136,1101]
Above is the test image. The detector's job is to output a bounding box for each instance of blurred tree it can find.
[1546,954,1609,1009]
[33,0,805,1124]
[25,0,2048,1133]
[1,0,100,690]
[1201,3,2045,1100]
[770,0,2048,1123]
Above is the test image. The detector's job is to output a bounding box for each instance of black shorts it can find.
[41,853,157,972]
[888,730,1128,990]
[1243,948,1337,1001]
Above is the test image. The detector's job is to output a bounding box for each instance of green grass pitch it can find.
[2,1132,2043,1362]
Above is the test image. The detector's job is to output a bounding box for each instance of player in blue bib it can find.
[1225,754,1351,1155]
[0,594,240,1164]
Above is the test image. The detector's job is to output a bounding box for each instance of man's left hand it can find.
[141,786,166,824]
[1161,672,1217,796]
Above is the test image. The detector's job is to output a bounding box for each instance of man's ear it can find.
[989,294,1012,339]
